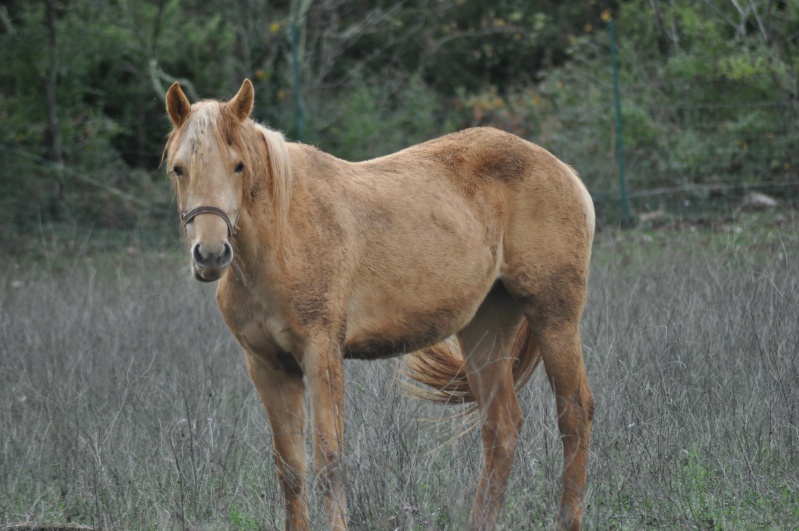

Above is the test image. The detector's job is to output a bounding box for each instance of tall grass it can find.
[1,214,797,530]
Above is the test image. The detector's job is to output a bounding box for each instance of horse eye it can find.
[173,166,184,177]
[234,162,245,173]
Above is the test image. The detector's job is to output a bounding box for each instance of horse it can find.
[164,79,595,531]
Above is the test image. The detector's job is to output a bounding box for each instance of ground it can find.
[1,210,797,530]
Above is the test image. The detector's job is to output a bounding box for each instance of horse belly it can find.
[344,250,496,360]
[342,170,503,359]
[343,303,467,360]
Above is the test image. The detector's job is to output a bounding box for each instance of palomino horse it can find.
[164,80,595,530]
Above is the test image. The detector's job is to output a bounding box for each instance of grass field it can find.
[1,211,798,530]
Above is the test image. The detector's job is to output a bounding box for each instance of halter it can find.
[181,205,236,237]
[181,205,243,281]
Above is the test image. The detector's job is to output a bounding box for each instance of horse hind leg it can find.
[458,282,527,530]
[504,267,594,531]
[540,322,593,531]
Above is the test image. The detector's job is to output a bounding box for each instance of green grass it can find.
[1,211,798,529]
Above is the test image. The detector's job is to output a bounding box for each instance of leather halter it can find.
[181,205,236,237]
[181,205,243,281]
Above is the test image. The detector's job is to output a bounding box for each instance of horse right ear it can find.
[228,79,255,121]
[166,82,191,128]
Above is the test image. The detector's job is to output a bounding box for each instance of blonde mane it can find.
[254,123,293,245]
[165,102,294,245]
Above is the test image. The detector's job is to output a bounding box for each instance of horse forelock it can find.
[164,101,219,183]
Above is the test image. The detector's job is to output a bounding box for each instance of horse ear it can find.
[228,79,254,121]
[166,82,191,128]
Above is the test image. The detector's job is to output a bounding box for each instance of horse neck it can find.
[229,201,280,283]
[232,144,305,281]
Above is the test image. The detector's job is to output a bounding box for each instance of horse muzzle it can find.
[182,205,237,283]
[191,240,234,282]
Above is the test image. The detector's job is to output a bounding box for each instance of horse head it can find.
[164,80,254,282]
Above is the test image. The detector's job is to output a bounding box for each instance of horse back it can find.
[281,127,593,358]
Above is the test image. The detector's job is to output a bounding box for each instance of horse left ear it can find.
[229,79,254,121]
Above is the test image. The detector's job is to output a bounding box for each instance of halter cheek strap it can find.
[181,205,236,237]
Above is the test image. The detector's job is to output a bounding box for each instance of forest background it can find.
[1,0,799,233]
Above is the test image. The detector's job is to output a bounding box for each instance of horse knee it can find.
[278,468,304,499]
[505,402,525,438]
[274,455,305,499]
[313,450,346,496]
[584,388,595,423]
[482,404,524,458]
[556,389,593,439]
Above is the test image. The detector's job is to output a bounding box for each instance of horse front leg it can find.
[304,339,348,530]
[245,350,310,530]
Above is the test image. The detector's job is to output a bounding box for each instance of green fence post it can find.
[291,21,304,142]
[609,19,631,224]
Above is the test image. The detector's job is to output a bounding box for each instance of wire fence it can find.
[614,98,799,220]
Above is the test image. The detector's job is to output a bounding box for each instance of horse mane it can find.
[253,123,293,245]
[164,101,294,247]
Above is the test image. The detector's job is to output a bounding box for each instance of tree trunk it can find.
[649,0,675,57]
[44,0,64,206]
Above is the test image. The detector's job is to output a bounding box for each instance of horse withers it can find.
[164,79,595,531]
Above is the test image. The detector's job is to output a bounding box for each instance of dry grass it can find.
[1,212,798,530]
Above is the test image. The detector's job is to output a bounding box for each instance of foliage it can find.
[454,1,799,220]
[309,73,455,162]
[0,0,797,229]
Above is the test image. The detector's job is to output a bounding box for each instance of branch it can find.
[424,26,523,62]
[650,0,678,53]
[702,0,744,38]
[148,59,199,101]
[747,0,770,43]
[0,6,16,36]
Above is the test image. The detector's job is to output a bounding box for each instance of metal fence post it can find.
[609,19,631,223]
[291,21,304,143]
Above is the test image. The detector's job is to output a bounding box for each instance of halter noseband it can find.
[181,205,243,281]
[181,205,236,237]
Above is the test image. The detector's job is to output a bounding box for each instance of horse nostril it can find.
[221,242,233,266]
[192,243,206,266]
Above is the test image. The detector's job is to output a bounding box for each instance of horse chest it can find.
[217,284,299,356]
[238,315,297,355]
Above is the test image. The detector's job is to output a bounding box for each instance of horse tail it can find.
[402,320,541,408]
